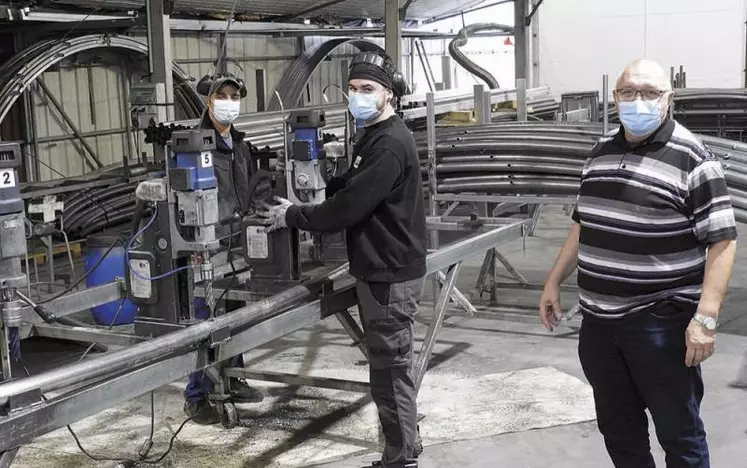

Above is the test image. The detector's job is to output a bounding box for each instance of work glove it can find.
[257,196,293,232]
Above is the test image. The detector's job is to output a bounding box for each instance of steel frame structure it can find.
[423,86,580,324]
[0,216,528,461]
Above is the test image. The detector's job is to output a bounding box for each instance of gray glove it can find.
[257,196,293,232]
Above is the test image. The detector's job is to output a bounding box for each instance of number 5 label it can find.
[200,151,213,168]
[0,169,15,188]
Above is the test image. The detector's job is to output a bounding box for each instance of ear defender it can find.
[350,52,410,98]
[196,73,248,98]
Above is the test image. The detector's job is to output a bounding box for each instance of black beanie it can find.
[349,62,393,90]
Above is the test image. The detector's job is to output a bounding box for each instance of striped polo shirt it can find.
[572,120,737,318]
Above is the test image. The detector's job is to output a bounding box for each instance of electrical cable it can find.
[19,293,180,466]
[126,204,192,281]
[24,355,190,466]
[36,234,124,304]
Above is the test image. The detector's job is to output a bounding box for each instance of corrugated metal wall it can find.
[27,33,300,181]
[30,63,129,181]
[24,32,508,181]
[171,32,298,113]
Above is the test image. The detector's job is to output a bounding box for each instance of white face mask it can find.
[211,99,241,125]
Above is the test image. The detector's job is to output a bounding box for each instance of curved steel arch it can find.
[268,38,385,112]
[0,34,204,125]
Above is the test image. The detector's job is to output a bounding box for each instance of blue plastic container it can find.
[84,233,138,326]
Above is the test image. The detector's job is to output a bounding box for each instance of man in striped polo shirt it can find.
[539,59,737,467]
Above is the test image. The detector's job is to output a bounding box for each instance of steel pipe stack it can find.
[0,34,203,126]
[416,121,747,223]
[601,88,747,143]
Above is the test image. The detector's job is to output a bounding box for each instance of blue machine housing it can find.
[288,110,326,162]
[175,151,218,190]
[169,129,218,191]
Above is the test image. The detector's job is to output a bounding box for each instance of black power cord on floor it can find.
[20,340,191,466]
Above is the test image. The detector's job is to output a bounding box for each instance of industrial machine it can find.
[127,129,221,337]
[0,143,27,384]
[285,109,328,205]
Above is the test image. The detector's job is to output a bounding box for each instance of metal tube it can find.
[602,74,609,134]
[426,92,438,254]
[0,223,527,406]
[0,263,349,405]
[516,78,528,122]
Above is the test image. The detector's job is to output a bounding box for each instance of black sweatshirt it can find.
[285,115,427,283]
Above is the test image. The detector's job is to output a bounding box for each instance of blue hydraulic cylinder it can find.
[169,129,218,191]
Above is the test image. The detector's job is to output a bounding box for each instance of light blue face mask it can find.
[348,92,382,122]
[618,99,664,137]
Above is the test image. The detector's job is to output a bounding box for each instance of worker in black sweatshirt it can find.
[259,52,427,468]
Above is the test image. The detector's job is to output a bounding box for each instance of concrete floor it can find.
[12,206,747,467]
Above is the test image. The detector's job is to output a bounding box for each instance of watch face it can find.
[698,315,717,330]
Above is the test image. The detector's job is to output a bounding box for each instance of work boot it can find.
[229,379,264,403]
[414,425,423,458]
[183,401,220,425]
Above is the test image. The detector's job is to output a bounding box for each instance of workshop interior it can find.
[1,0,747,466]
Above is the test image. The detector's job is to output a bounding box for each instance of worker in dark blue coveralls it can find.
[259,53,427,468]
[183,75,264,424]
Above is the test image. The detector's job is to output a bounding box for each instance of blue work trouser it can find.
[184,299,244,404]
[578,301,710,468]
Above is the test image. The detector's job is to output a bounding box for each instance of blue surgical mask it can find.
[348,92,382,122]
[618,99,663,137]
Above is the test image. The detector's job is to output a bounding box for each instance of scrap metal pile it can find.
[415,121,747,223]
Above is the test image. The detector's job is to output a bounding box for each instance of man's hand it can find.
[539,282,563,331]
[685,318,716,367]
[257,196,293,232]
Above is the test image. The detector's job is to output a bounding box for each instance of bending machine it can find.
[0,114,532,465]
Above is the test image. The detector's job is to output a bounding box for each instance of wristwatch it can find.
[692,313,718,331]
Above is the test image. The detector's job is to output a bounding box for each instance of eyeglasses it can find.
[614,88,667,102]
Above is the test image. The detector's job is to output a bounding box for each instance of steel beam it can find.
[146,0,174,122]
[31,324,145,347]
[256,69,267,112]
[0,221,526,451]
[225,369,370,393]
[20,281,125,323]
[434,193,577,205]
[384,0,402,66]
[0,448,18,468]
[416,262,462,392]
[35,80,103,171]
[514,0,529,81]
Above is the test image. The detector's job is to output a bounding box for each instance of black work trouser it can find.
[579,301,710,468]
[356,277,425,468]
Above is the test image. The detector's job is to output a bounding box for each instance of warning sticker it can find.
[130,259,152,299]
[246,226,269,259]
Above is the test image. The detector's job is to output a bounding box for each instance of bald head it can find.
[616,59,672,92]
[613,59,674,142]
